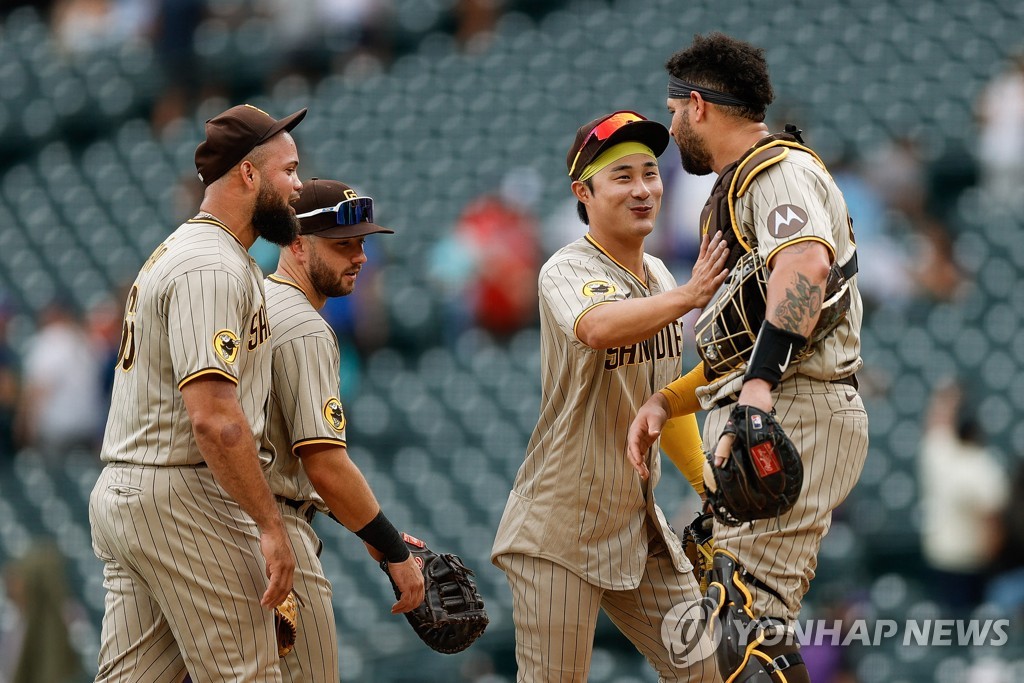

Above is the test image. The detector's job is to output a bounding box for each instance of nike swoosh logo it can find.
[845,392,856,401]
[778,345,792,374]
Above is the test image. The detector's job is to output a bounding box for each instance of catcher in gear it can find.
[380,534,489,654]
[633,33,867,683]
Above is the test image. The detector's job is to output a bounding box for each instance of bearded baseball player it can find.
[630,33,868,682]
[89,104,305,682]
[262,178,424,681]
[491,111,729,682]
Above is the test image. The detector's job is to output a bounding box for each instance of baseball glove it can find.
[681,511,715,593]
[274,591,299,658]
[381,533,489,654]
[705,405,803,526]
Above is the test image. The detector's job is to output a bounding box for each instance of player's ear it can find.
[238,160,258,188]
[571,180,590,204]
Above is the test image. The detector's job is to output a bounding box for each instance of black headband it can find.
[667,75,757,109]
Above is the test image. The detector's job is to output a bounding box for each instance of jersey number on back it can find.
[116,284,139,372]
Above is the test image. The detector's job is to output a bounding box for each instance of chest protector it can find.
[695,126,856,380]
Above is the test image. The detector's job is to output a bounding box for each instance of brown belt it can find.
[278,496,317,525]
[714,373,858,409]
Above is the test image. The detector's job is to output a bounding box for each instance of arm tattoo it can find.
[772,272,822,334]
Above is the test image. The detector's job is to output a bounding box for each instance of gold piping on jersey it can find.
[726,139,831,254]
[176,367,238,390]
[187,217,245,250]
[572,300,614,341]
[322,397,346,432]
[764,235,835,269]
[584,234,648,289]
[213,329,241,364]
[292,437,347,456]
[727,148,788,253]
[267,274,305,293]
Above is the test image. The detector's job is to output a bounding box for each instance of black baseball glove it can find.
[381,535,489,654]
[705,405,803,526]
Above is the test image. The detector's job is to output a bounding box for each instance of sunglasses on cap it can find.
[296,196,375,226]
[568,111,645,177]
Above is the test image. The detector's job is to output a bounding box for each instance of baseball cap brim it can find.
[264,108,307,144]
[313,223,395,239]
[294,178,394,239]
[590,119,670,164]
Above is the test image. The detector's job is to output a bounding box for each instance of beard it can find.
[252,183,300,246]
[308,243,355,298]
[675,110,714,176]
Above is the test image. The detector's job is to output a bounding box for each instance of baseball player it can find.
[89,104,306,683]
[630,33,868,682]
[262,178,425,681]
[491,110,729,682]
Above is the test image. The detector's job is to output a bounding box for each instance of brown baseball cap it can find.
[293,178,394,238]
[566,110,669,181]
[194,104,307,185]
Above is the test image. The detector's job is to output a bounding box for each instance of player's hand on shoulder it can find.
[258,524,296,608]
[387,555,426,615]
[682,231,729,309]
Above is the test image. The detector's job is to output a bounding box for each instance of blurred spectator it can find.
[917,380,1008,614]
[148,0,205,132]
[976,51,1024,204]
[986,462,1024,618]
[654,157,714,276]
[264,0,394,82]
[0,541,86,683]
[864,135,963,302]
[0,298,20,459]
[429,167,542,342]
[51,0,148,54]
[15,301,103,458]
[454,0,499,52]
[85,294,124,430]
[830,149,916,312]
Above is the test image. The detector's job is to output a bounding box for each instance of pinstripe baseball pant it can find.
[497,551,719,682]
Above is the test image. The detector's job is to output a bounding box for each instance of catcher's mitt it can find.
[705,405,803,526]
[274,591,299,658]
[381,533,489,654]
[681,511,715,594]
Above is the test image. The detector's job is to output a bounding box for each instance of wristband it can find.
[355,510,410,563]
[743,320,807,389]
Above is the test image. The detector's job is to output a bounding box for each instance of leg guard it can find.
[705,550,804,683]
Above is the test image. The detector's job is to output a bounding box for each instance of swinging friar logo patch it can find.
[323,397,346,432]
[214,329,240,364]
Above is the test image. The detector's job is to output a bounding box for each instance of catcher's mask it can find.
[696,250,852,378]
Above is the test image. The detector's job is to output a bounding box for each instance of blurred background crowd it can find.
[0,0,1023,681]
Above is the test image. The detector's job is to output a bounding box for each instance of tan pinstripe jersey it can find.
[699,150,864,406]
[262,275,345,504]
[492,235,689,591]
[100,217,273,467]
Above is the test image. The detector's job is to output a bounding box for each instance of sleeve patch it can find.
[213,329,240,364]
[766,204,809,239]
[581,280,617,297]
[323,397,346,433]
